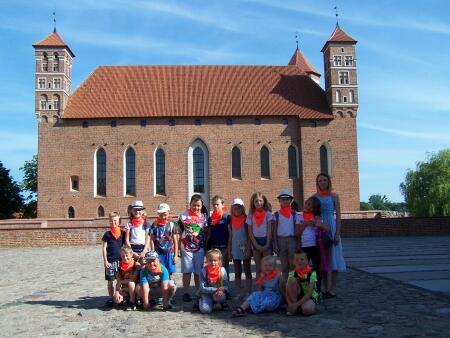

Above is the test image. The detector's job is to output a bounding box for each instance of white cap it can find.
[131,200,145,209]
[232,198,245,206]
[157,203,170,213]
[277,189,293,199]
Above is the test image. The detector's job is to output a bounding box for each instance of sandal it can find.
[162,304,173,311]
[232,306,246,317]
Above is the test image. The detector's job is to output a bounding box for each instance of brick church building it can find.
[33,24,360,218]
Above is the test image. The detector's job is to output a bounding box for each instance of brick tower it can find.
[320,24,360,210]
[33,30,74,122]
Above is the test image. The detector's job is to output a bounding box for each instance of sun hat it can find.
[131,200,145,209]
[144,251,159,261]
[277,189,293,199]
[157,203,170,213]
[232,198,245,206]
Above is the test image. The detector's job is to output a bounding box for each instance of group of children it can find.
[101,173,346,316]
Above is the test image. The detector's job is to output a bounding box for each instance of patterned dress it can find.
[247,274,282,313]
[315,193,346,272]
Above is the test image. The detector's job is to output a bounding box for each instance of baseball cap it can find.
[232,198,245,206]
[144,251,159,261]
[277,189,293,199]
[157,203,170,213]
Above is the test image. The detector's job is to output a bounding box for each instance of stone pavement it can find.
[0,238,450,337]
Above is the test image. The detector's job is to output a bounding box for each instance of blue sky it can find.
[0,0,449,203]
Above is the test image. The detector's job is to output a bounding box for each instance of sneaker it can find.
[125,301,136,311]
[169,297,176,306]
[157,297,163,306]
[105,299,114,307]
[182,293,192,302]
[149,298,158,307]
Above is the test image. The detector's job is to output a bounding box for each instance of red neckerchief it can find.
[319,189,329,196]
[206,265,221,284]
[110,226,121,239]
[279,206,292,219]
[131,216,145,228]
[295,264,312,279]
[256,269,279,285]
[210,208,224,226]
[302,211,314,221]
[231,215,246,230]
[149,263,162,274]
[253,209,266,228]
[188,209,201,221]
[120,260,135,272]
[157,218,169,227]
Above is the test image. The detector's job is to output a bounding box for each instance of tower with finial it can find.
[321,22,358,116]
[32,18,74,123]
[288,32,321,84]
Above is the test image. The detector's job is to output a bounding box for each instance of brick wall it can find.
[37,115,360,218]
[1,216,449,248]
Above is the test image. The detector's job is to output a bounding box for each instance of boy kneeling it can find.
[286,250,320,316]
[138,251,176,311]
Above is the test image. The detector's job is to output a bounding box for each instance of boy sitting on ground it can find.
[137,251,177,311]
[114,245,138,311]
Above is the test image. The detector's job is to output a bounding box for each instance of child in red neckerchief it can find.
[114,245,138,311]
[196,249,229,313]
[273,189,302,281]
[230,198,252,299]
[297,196,330,292]
[206,195,231,277]
[145,203,179,279]
[124,200,151,259]
[285,250,320,316]
[178,194,208,302]
[101,211,126,307]
[246,192,274,280]
[232,256,282,317]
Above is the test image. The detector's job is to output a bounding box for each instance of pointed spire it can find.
[33,31,75,57]
[334,0,339,27]
[321,25,357,52]
[288,48,320,76]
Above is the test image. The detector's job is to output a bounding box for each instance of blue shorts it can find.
[158,251,176,274]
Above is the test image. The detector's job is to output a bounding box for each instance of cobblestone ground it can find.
[1,245,450,337]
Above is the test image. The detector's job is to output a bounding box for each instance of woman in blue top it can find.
[315,173,346,298]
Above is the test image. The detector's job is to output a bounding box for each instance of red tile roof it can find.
[288,48,320,76]
[321,25,357,52]
[33,32,75,57]
[63,65,332,120]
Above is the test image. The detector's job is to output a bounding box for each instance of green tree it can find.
[0,161,24,219]
[360,201,374,210]
[20,155,38,218]
[368,194,390,210]
[400,149,450,216]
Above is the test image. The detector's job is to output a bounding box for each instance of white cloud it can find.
[359,122,450,142]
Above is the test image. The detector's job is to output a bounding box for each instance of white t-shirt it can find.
[275,211,302,237]
[124,221,148,245]
[246,211,273,238]
[300,215,317,247]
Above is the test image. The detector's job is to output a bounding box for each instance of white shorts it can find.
[181,248,205,274]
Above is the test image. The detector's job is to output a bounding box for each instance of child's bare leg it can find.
[128,282,136,303]
[162,283,169,307]
[183,273,191,294]
[280,255,290,280]
[234,259,243,296]
[253,251,262,279]
[330,271,338,294]
[107,281,114,297]
[194,273,200,288]
[301,299,316,315]
[243,258,252,293]
[169,282,177,299]
[286,278,300,313]
[141,283,150,310]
